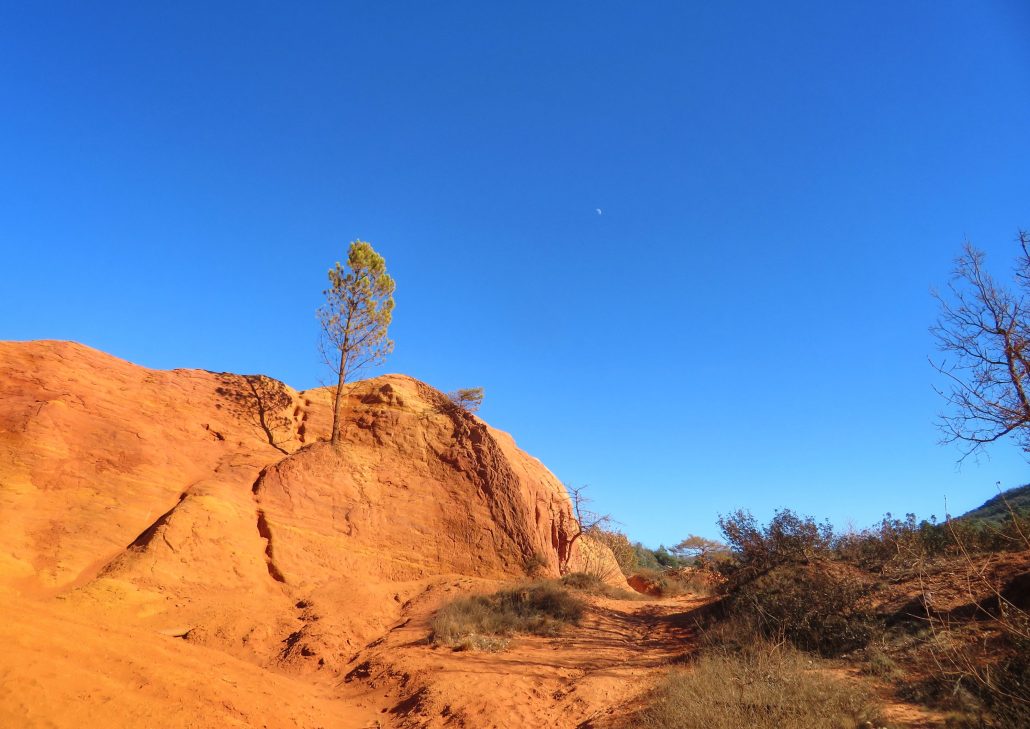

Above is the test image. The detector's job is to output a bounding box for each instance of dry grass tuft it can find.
[630,568,717,598]
[560,572,643,600]
[637,645,887,729]
[430,582,585,651]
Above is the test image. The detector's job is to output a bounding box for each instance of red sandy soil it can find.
[0,573,706,728]
[347,587,707,728]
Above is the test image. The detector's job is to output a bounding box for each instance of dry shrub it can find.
[630,567,716,597]
[637,644,884,729]
[987,649,1030,728]
[922,621,1030,728]
[560,572,642,600]
[430,582,585,651]
[729,563,875,657]
[913,501,1030,727]
[523,552,548,577]
[835,512,1030,572]
[716,509,875,657]
[920,563,1030,726]
[667,568,720,596]
[718,509,834,583]
[589,528,639,576]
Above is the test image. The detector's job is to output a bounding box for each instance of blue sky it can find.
[2,2,1028,546]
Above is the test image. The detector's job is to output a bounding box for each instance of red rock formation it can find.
[0,341,621,670]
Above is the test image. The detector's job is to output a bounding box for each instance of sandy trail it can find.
[1,581,951,728]
[345,583,711,729]
[0,579,706,729]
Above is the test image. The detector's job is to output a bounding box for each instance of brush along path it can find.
[0,579,952,729]
[342,581,712,729]
[335,578,958,729]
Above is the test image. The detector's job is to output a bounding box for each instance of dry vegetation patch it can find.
[728,562,877,656]
[636,645,887,729]
[560,571,643,600]
[430,581,585,651]
[628,568,717,597]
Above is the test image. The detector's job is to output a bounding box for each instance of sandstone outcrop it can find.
[0,340,622,681]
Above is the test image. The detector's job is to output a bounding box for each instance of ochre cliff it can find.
[0,340,621,709]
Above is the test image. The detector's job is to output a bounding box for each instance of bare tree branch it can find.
[930,234,1030,462]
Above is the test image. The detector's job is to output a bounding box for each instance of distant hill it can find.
[960,483,1030,522]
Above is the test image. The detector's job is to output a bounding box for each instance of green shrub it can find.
[632,542,662,570]
[430,582,585,651]
[636,644,884,729]
[835,512,1030,572]
[862,647,902,680]
[652,545,688,568]
[560,572,609,592]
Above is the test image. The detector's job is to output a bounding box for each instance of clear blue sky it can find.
[2,2,1028,546]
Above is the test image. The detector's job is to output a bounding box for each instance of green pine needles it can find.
[318,240,396,445]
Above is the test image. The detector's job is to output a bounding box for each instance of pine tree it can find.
[318,241,396,445]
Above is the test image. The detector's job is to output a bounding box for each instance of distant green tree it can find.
[672,535,728,566]
[632,542,661,570]
[653,545,681,568]
[318,240,396,445]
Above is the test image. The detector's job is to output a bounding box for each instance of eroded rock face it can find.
[0,340,305,595]
[0,340,621,670]
[251,376,604,586]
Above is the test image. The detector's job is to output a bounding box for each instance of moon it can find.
[596,208,603,216]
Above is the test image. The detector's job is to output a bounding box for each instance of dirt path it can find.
[2,579,952,728]
[337,581,712,729]
[333,580,953,729]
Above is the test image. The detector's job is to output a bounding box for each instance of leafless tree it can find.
[215,374,294,454]
[930,232,1030,462]
[554,484,613,575]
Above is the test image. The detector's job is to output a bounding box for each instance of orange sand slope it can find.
[0,340,625,728]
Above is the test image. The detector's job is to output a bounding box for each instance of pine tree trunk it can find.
[331,350,347,445]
